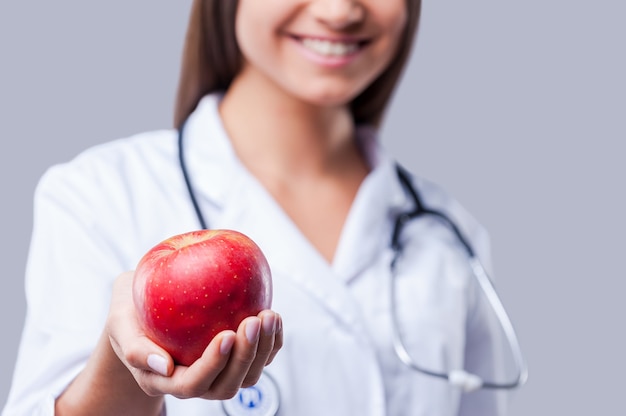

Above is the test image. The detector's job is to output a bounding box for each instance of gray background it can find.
[1,1,624,415]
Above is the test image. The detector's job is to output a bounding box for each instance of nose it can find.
[310,0,365,30]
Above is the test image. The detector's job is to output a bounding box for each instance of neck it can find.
[219,69,362,181]
[217,68,371,263]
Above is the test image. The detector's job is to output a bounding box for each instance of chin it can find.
[293,85,363,110]
[308,95,353,109]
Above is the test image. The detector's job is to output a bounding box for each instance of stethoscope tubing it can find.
[393,166,528,391]
[178,117,208,230]
[468,257,529,389]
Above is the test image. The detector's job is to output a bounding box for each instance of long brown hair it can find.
[173,0,421,129]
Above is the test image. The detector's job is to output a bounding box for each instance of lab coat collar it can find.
[181,92,240,207]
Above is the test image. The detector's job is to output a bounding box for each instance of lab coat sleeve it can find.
[458,225,508,416]
[2,161,132,415]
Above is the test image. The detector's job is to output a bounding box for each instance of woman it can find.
[3,0,507,415]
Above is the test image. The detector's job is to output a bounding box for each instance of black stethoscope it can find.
[177,119,528,414]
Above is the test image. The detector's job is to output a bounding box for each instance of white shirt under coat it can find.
[3,93,507,415]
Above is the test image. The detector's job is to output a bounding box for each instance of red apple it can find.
[132,229,272,366]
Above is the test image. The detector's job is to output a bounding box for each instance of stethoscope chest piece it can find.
[222,372,280,416]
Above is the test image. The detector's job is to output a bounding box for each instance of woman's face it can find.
[234,0,407,108]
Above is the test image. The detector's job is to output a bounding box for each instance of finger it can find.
[241,311,278,387]
[145,330,236,399]
[206,316,261,399]
[266,313,283,366]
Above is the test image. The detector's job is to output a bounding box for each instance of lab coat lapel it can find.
[332,131,407,283]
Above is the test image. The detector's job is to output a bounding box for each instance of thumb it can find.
[146,351,174,377]
[111,332,175,377]
[108,271,175,377]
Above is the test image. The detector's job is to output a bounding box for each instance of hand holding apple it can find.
[132,229,273,366]
[103,270,282,405]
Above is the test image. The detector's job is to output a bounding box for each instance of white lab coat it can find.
[3,93,507,416]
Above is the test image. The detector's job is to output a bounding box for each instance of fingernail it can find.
[262,313,276,335]
[245,318,261,344]
[220,333,236,355]
[147,354,168,376]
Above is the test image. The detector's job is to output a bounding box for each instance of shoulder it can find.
[364,134,494,268]
[415,175,481,228]
[402,168,494,272]
[33,128,182,234]
[31,128,196,267]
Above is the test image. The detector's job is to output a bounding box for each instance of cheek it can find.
[235,3,262,57]
[376,0,409,40]
[371,7,409,76]
[381,3,409,53]
[235,4,284,72]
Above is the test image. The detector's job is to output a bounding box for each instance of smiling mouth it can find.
[294,36,369,57]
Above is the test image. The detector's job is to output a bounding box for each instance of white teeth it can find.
[300,38,359,57]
